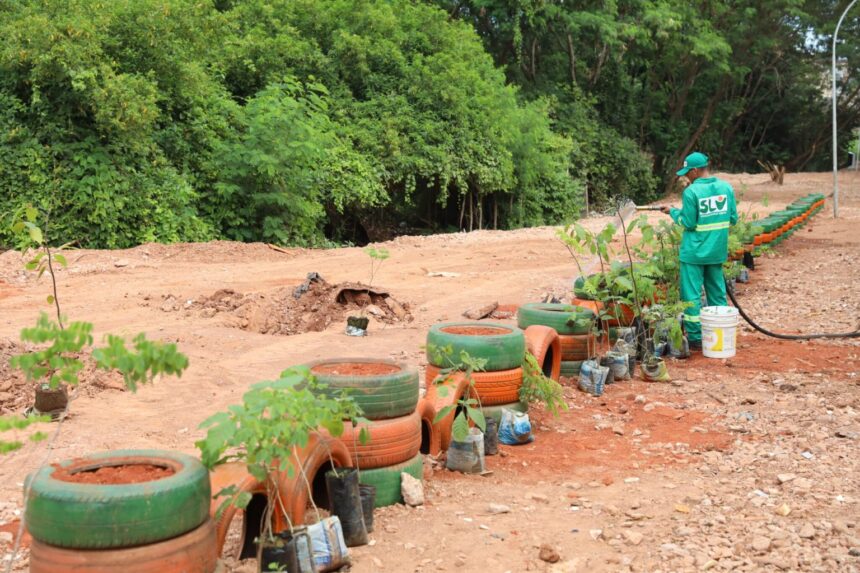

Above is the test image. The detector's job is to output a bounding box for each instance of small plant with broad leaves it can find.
[196,366,369,545]
[520,353,567,416]
[427,344,487,442]
[2,206,188,454]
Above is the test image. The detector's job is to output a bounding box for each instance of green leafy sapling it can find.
[520,353,568,416]
[427,345,487,442]
[358,246,389,319]
[3,206,188,454]
[196,366,368,545]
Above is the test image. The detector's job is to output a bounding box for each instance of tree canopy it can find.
[1,0,856,248]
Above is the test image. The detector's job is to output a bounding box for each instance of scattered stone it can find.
[526,492,549,503]
[776,503,792,517]
[751,536,771,552]
[674,504,691,514]
[114,259,130,268]
[623,530,644,546]
[401,473,424,506]
[835,428,859,439]
[589,529,604,541]
[777,473,797,484]
[798,523,816,539]
[0,532,12,544]
[612,425,625,436]
[539,544,561,563]
[488,503,511,515]
[623,477,639,484]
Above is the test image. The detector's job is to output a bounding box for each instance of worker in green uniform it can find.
[660,152,737,350]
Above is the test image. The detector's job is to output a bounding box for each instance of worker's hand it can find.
[659,205,672,215]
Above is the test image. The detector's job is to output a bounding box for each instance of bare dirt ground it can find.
[0,171,858,572]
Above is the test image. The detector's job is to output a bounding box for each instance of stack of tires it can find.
[25,450,219,573]
[425,322,527,427]
[307,358,424,508]
[517,303,598,379]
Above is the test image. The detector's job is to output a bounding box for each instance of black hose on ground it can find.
[725,281,860,340]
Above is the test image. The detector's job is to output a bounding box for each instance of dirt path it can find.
[0,171,858,572]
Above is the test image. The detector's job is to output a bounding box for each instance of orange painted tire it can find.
[425,365,521,406]
[423,370,473,453]
[605,302,636,327]
[571,298,603,315]
[30,519,218,573]
[416,397,437,456]
[558,333,596,361]
[210,434,352,555]
[336,411,421,469]
[524,325,561,381]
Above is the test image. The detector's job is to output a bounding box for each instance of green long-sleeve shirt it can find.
[669,176,738,265]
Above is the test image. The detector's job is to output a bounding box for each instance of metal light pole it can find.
[833,0,859,218]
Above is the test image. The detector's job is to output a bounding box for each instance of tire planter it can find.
[210,434,352,555]
[560,360,584,378]
[415,397,437,456]
[424,371,473,454]
[26,450,210,550]
[305,358,419,421]
[481,401,528,425]
[516,303,596,335]
[29,519,219,573]
[426,322,525,372]
[335,410,421,469]
[558,333,596,361]
[524,325,561,381]
[425,365,522,406]
[357,454,424,508]
[604,302,636,327]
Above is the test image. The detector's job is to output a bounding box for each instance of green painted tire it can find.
[358,454,424,508]
[560,360,584,377]
[305,358,419,420]
[481,401,529,424]
[517,303,596,335]
[25,450,210,549]
[426,322,525,372]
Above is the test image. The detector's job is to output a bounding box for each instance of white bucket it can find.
[700,306,739,359]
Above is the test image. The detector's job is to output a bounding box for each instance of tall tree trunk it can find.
[566,33,577,86]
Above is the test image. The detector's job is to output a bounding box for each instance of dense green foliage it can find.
[1,0,857,248]
[440,0,860,192]
[0,0,580,247]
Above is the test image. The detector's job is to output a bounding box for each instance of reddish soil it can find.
[0,171,856,573]
[53,463,175,485]
[311,362,401,376]
[0,521,29,549]
[441,326,511,336]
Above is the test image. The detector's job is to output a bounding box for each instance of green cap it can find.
[676,152,708,176]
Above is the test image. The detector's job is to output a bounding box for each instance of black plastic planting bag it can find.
[325,469,368,547]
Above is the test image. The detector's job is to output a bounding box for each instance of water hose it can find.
[725,281,860,340]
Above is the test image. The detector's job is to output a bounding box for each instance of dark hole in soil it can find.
[311,363,400,376]
[420,419,432,455]
[53,462,175,485]
[542,346,556,378]
[441,326,509,336]
[240,494,268,560]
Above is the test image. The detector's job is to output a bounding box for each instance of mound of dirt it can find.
[153,277,413,336]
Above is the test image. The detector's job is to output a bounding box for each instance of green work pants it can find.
[680,262,727,342]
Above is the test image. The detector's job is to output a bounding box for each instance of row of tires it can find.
[22,315,600,570]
